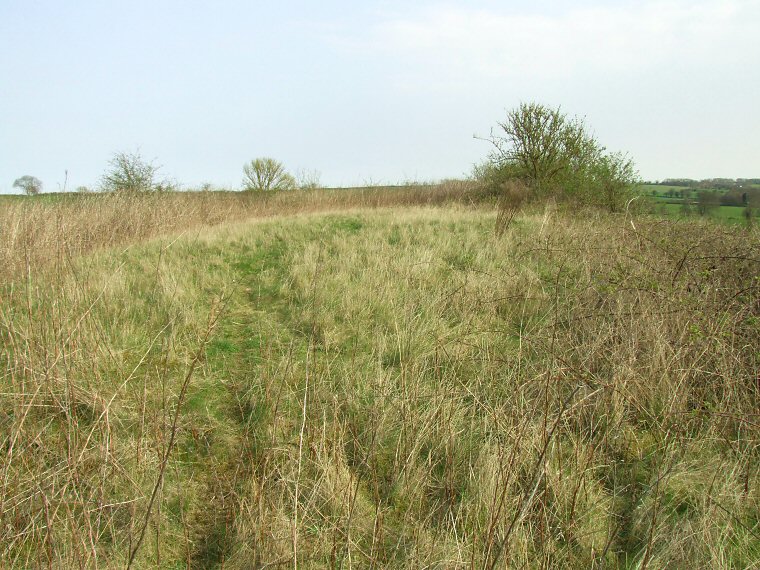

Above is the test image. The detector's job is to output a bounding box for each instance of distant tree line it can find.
[11,152,322,196]
[651,178,760,189]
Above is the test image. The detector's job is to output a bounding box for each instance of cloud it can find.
[341,0,759,81]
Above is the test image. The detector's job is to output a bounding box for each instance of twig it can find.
[126,293,228,568]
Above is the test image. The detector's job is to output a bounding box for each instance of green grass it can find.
[652,201,757,225]
[2,204,758,568]
[638,184,758,225]
[640,183,690,196]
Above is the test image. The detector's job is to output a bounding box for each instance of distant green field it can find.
[640,184,689,196]
[652,202,756,225]
[0,192,79,204]
[638,184,758,225]
[639,184,728,198]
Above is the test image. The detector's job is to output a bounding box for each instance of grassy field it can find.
[652,202,754,224]
[638,184,759,226]
[0,183,476,283]
[1,191,759,568]
[640,184,691,197]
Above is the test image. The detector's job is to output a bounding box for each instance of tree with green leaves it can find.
[101,151,160,192]
[484,103,594,195]
[590,151,638,213]
[479,102,639,212]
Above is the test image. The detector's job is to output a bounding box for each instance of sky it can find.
[1,0,758,193]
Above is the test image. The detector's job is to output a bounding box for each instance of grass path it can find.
[2,207,758,568]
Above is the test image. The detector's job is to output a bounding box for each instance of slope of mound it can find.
[2,206,758,568]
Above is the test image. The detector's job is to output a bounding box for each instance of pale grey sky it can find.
[1,0,758,193]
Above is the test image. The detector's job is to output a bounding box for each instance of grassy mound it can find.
[1,199,758,568]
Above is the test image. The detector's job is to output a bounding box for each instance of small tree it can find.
[242,158,296,192]
[483,102,596,196]
[13,175,42,196]
[696,191,720,216]
[101,151,159,192]
[478,102,639,212]
[680,192,693,216]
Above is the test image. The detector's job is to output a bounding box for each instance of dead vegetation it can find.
[0,193,758,568]
[0,181,478,283]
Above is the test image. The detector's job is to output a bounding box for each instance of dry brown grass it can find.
[0,181,478,284]
[0,195,758,568]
